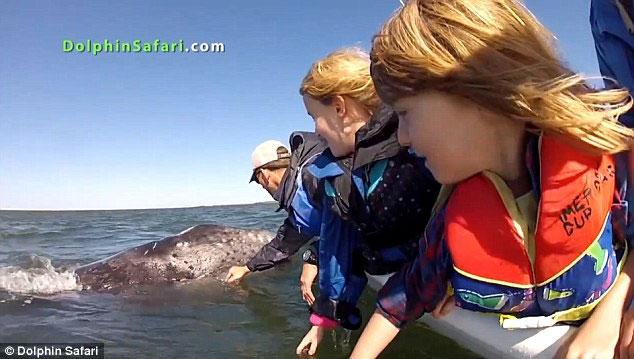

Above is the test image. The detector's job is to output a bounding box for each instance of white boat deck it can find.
[367,274,576,358]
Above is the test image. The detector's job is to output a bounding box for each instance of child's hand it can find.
[224,265,251,283]
[618,309,634,359]
[554,307,620,359]
[431,291,454,318]
[300,263,318,305]
[296,326,325,356]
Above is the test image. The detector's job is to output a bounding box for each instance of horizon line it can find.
[0,201,277,212]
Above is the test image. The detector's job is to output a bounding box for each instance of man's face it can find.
[256,168,280,197]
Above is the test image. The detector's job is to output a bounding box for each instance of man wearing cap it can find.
[225,132,326,303]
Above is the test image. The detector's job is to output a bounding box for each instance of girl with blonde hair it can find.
[294,47,440,355]
[351,0,634,357]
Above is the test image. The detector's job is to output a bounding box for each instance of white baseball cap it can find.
[249,140,291,182]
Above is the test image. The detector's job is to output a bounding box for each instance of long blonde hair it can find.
[300,47,380,114]
[370,0,633,154]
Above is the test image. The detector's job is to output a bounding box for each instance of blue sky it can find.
[0,1,602,210]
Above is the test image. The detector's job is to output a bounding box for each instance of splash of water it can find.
[0,255,81,294]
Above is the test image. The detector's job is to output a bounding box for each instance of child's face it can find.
[393,90,498,185]
[303,94,352,157]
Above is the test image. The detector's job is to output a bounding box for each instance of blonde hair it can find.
[370,0,633,154]
[300,47,380,113]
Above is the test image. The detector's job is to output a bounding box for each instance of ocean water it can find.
[0,203,479,358]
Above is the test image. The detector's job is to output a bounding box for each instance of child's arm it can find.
[349,231,451,357]
[555,254,634,358]
[350,312,400,359]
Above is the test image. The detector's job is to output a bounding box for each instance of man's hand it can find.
[224,265,251,283]
[300,263,318,305]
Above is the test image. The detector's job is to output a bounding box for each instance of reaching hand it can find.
[300,263,318,305]
[296,326,325,356]
[224,265,251,283]
[619,310,634,359]
[554,308,620,359]
[431,291,455,318]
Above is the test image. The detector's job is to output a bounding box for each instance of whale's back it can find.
[75,224,273,292]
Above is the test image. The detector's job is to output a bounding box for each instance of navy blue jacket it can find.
[304,108,441,329]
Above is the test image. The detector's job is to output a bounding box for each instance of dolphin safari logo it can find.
[62,39,225,55]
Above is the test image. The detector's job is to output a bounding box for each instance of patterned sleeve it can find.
[375,217,451,328]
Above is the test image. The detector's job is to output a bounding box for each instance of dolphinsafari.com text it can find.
[62,39,225,55]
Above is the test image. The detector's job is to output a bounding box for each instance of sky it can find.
[0,1,603,210]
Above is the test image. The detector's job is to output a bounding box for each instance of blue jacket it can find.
[591,0,634,238]
[591,0,634,127]
[302,108,441,329]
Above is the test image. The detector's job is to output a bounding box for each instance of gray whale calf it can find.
[75,224,272,292]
